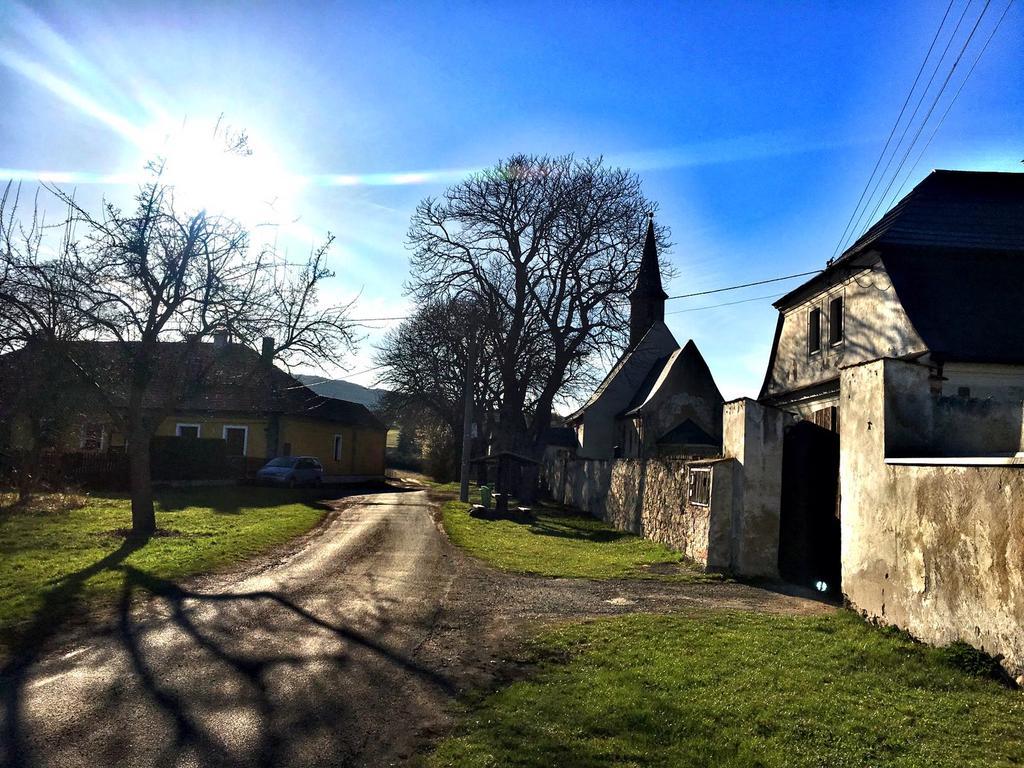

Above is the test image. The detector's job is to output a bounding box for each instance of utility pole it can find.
[459,335,478,503]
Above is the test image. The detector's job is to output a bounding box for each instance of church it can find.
[565,216,724,460]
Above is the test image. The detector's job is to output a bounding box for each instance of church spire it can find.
[629,214,668,346]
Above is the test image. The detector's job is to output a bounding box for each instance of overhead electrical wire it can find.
[884,0,1014,210]
[346,269,824,324]
[665,270,822,300]
[858,0,995,232]
[831,0,1007,258]
[827,0,957,262]
[844,0,979,250]
[666,292,785,315]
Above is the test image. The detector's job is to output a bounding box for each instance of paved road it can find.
[1,487,829,768]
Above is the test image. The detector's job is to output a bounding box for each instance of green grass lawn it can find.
[440,499,716,581]
[430,611,1024,768]
[0,486,329,650]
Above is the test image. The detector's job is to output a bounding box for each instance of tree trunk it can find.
[128,430,156,535]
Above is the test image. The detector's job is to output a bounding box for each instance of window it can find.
[828,296,844,345]
[808,307,822,354]
[688,467,711,506]
[222,426,248,456]
[80,422,104,452]
[333,434,343,461]
[176,423,201,439]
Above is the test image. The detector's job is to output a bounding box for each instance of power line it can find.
[346,270,823,327]
[666,292,784,315]
[828,0,957,263]
[846,0,980,249]
[858,0,994,237]
[665,270,822,300]
[885,0,1014,208]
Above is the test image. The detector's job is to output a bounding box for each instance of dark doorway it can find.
[778,419,841,595]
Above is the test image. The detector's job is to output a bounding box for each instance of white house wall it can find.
[763,254,927,403]
[840,358,1024,676]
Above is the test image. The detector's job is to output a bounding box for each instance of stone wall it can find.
[544,454,734,569]
[841,359,1024,676]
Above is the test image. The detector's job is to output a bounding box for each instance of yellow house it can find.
[0,338,387,480]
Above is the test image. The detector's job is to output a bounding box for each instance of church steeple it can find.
[629,214,668,346]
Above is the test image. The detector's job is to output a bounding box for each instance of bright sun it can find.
[138,120,304,232]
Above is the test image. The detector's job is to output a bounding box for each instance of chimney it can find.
[261,336,275,363]
[212,332,229,348]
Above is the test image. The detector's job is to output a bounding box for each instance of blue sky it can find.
[1,0,1021,402]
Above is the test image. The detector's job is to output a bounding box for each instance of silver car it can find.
[256,456,324,488]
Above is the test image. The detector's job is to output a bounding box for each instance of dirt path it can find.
[0,486,831,768]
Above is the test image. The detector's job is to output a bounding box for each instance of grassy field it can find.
[440,499,716,581]
[430,611,1023,768]
[0,486,329,649]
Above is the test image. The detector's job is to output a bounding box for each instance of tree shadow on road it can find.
[0,533,152,768]
[1,544,455,768]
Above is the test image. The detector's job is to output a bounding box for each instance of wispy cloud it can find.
[609,130,872,173]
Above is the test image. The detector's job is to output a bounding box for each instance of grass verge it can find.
[0,486,329,649]
[429,611,1024,768]
[440,499,716,581]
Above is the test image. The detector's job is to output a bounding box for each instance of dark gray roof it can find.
[775,170,1024,309]
[624,340,723,418]
[884,247,1024,364]
[0,341,386,431]
[631,216,668,302]
[541,427,578,449]
[657,418,718,447]
[846,170,1024,255]
[768,169,1024,367]
[565,322,676,423]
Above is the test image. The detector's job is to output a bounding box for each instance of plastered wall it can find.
[841,359,1024,675]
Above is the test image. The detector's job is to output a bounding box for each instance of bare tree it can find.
[0,147,357,533]
[406,154,669,458]
[374,297,500,474]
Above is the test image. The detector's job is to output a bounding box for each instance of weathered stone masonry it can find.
[546,456,735,570]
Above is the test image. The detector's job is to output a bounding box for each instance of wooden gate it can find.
[778,419,841,594]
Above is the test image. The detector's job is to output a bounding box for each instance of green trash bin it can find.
[479,485,492,510]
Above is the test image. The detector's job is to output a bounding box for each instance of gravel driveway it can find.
[0,486,831,768]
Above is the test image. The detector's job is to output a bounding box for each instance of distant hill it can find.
[295,375,389,410]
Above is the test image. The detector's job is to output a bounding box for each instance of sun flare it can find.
[138,120,304,230]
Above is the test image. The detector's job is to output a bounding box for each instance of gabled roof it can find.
[0,340,386,431]
[540,426,579,449]
[656,418,719,447]
[565,321,678,423]
[623,340,723,418]
[775,170,1024,309]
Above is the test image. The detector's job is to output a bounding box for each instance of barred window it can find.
[80,422,104,452]
[688,467,712,506]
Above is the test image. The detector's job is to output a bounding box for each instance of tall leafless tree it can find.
[406,154,669,459]
[0,146,357,533]
[374,297,500,473]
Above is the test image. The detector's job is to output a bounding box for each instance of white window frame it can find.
[333,434,343,462]
[80,422,105,451]
[688,467,712,507]
[176,423,202,438]
[222,425,249,456]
